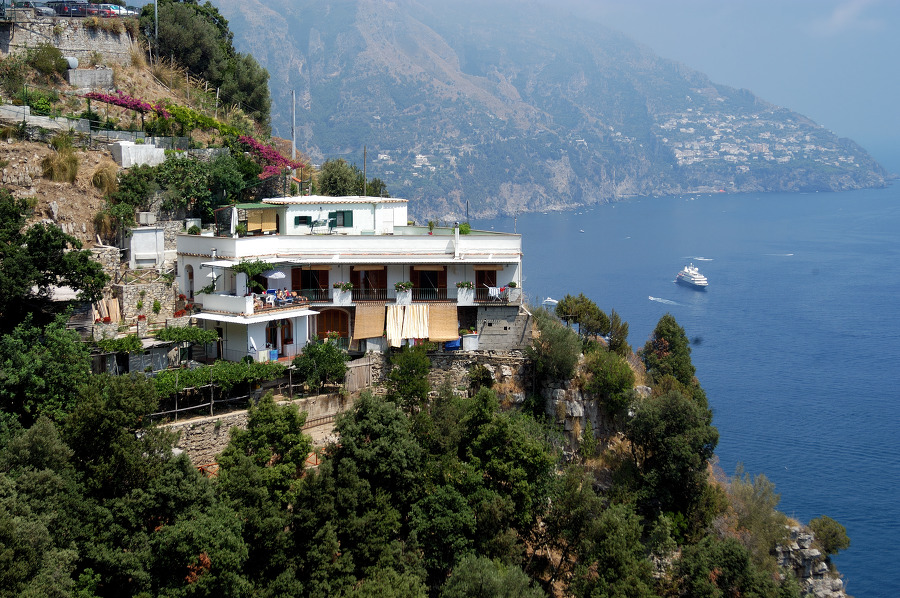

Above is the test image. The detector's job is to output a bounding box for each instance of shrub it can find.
[292,339,349,394]
[387,345,431,412]
[41,135,79,183]
[152,300,161,314]
[809,515,850,560]
[91,162,118,196]
[468,364,493,393]
[458,222,471,234]
[27,43,67,78]
[187,225,201,235]
[526,307,581,385]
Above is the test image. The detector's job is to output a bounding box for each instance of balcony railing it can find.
[302,288,331,302]
[412,288,448,301]
[353,288,389,302]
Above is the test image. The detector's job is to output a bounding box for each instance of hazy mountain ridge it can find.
[216,0,891,221]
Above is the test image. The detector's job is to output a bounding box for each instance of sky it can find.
[571,0,900,172]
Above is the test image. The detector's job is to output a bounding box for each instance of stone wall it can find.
[164,393,352,466]
[66,67,114,90]
[90,245,121,282]
[476,306,532,351]
[0,19,134,65]
[114,281,176,322]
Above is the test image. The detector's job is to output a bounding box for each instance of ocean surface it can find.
[478,184,899,597]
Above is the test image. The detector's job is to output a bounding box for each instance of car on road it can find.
[12,1,56,16]
[47,0,88,16]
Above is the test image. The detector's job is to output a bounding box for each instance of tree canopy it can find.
[0,190,108,331]
[141,0,271,131]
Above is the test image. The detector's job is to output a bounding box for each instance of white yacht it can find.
[676,263,708,289]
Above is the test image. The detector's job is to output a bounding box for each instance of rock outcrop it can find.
[777,526,848,598]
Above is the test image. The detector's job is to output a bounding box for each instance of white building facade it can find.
[176,195,527,362]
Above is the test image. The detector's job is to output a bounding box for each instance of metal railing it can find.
[412,288,448,301]
[352,288,388,302]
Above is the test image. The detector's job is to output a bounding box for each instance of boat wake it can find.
[765,253,794,257]
[693,256,713,261]
[648,296,680,306]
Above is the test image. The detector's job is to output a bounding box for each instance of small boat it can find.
[542,297,559,308]
[676,263,708,289]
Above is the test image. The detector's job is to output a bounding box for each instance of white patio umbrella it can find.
[206,270,218,279]
[263,269,286,280]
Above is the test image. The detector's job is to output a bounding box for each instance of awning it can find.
[201,259,238,268]
[352,304,386,340]
[412,265,446,271]
[428,303,460,341]
[352,265,385,271]
[473,264,504,271]
[194,308,319,325]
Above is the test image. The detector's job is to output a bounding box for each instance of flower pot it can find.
[462,333,479,351]
[395,289,412,305]
[456,287,475,306]
[332,288,352,306]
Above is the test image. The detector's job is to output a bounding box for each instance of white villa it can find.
[176,195,528,362]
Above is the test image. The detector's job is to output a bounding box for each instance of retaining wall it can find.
[0,18,134,65]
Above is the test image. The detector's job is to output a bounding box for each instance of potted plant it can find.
[332,281,353,305]
[505,281,521,302]
[394,280,413,304]
[456,280,475,305]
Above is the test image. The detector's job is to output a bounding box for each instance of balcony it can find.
[196,292,311,317]
[300,286,521,306]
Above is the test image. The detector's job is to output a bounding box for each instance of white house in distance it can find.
[176,195,528,362]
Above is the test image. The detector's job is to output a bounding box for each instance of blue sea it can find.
[479,184,900,597]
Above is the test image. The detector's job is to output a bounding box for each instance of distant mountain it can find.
[215,0,892,221]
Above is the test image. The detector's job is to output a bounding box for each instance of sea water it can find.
[479,185,900,597]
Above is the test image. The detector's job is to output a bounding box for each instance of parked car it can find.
[12,1,56,15]
[47,0,88,16]
[91,4,115,17]
[98,3,125,17]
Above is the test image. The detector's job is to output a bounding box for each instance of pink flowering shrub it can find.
[83,91,170,119]
[239,135,305,179]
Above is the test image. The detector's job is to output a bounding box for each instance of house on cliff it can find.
[176,195,529,362]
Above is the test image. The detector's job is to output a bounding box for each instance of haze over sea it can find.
[479,181,900,598]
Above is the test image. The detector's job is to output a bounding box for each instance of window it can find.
[328,210,354,227]
[294,215,311,226]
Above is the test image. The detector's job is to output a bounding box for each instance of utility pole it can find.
[291,89,296,175]
[362,145,367,197]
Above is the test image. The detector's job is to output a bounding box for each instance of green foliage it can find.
[458,222,471,234]
[0,314,91,426]
[154,326,219,345]
[230,258,274,293]
[0,54,27,97]
[442,555,545,598]
[187,224,201,235]
[319,158,362,196]
[808,515,850,559]
[641,313,695,386]
[625,389,719,535]
[63,373,169,499]
[111,164,158,208]
[387,345,431,412]
[142,0,271,130]
[607,308,631,356]
[727,465,791,573]
[555,293,610,337]
[27,43,67,78]
[570,502,656,598]
[676,535,790,598]
[468,364,494,394]
[219,392,311,504]
[0,189,108,326]
[526,307,581,385]
[582,347,635,420]
[96,333,143,355]
[154,360,286,398]
[291,339,349,394]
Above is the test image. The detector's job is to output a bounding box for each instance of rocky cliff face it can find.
[777,527,849,598]
[216,0,892,221]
